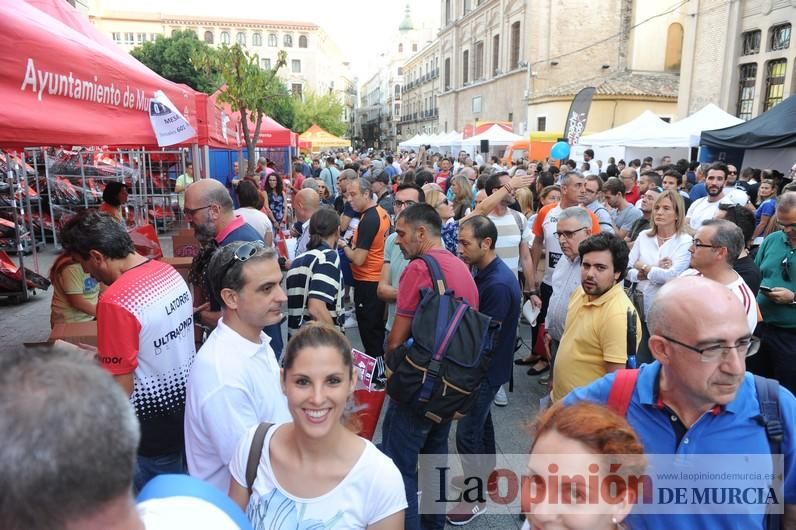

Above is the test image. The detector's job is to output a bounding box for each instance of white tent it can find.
[431,130,463,153]
[579,110,688,163]
[398,134,421,149]
[656,104,745,148]
[461,124,524,147]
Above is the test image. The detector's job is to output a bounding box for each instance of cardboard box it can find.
[160,256,193,283]
[172,231,201,257]
[48,321,98,347]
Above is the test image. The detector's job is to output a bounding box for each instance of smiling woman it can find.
[227,324,407,530]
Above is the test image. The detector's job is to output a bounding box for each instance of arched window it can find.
[220,31,230,44]
[665,23,684,72]
[268,33,277,46]
[299,35,308,48]
[204,31,214,44]
[236,32,246,45]
[399,43,404,53]
[284,34,293,47]
[252,33,262,46]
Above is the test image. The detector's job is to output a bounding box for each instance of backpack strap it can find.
[245,422,273,496]
[754,375,783,530]
[418,254,448,295]
[606,369,639,417]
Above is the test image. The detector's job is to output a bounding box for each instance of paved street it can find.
[0,230,546,528]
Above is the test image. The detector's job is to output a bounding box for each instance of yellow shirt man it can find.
[552,283,641,401]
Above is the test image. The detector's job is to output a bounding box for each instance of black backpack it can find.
[385,254,500,423]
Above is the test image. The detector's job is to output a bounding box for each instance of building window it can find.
[292,59,301,73]
[736,63,757,120]
[292,84,303,98]
[537,116,547,131]
[763,59,787,111]
[221,31,230,44]
[150,33,159,41]
[284,34,293,47]
[136,33,146,44]
[299,35,308,48]
[124,32,135,45]
[262,58,271,70]
[204,30,214,44]
[462,50,469,85]
[510,21,521,69]
[252,33,262,46]
[492,34,500,75]
[398,67,403,75]
[399,43,403,53]
[463,0,470,14]
[769,24,791,51]
[112,32,121,43]
[445,0,451,24]
[237,32,246,45]
[444,58,451,90]
[665,23,683,72]
[474,41,484,80]
[741,30,761,55]
[394,103,400,116]
[171,29,178,37]
[395,84,401,98]
[412,43,418,52]
[268,33,277,46]
[472,96,482,114]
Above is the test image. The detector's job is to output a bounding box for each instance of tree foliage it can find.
[130,30,219,94]
[194,45,288,176]
[292,89,347,137]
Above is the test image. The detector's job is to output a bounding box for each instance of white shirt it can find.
[296,219,311,256]
[686,197,722,231]
[625,230,694,319]
[544,255,582,341]
[230,424,407,528]
[185,318,290,492]
[235,208,273,243]
[679,270,759,333]
[489,210,525,274]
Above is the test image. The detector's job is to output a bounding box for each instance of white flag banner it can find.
[148,90,196,147]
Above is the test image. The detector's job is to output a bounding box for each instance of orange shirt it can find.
[352,205,391,282]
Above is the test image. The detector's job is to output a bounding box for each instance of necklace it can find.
[656,233,674,242]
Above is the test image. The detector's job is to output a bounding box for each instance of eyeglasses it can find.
[554,227,587,240]
[183,204,212,217]
[728,171,737,175]
[219,242,264,284]
[394,199,417,208]
[660,334,760,363]
[690,239,719,249]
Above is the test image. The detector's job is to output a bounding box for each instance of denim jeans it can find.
[134,452,186,492]
[455,383,500,483]
[380,398,452,530]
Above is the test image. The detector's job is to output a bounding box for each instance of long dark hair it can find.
[265,171,283,196]
[308,208,340,250]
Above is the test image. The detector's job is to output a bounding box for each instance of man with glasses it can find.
[184,242,290,492]
[583,174,615,234]
[565,276,796,530]
[59,211,196,490]
[542,207,593,373]
[754,192,796,393]
[681,219,759,333]
[723,163,753,211]
[378,184,424,335]
[551,232,640,401]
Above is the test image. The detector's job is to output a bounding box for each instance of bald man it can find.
[620,167,641,205]
[565,277,796,530]
[293,187,321,257]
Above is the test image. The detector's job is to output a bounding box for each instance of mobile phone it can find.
[759,285,774,293]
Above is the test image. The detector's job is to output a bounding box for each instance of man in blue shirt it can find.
[447,215,521,525]
[565,276,796,530]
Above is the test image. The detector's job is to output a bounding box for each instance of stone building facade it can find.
[399,41,441,139]
[678,0,796,120]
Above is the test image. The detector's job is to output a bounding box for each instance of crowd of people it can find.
[14,148,796,530]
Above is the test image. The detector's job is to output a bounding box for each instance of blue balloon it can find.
[550,141,571,160]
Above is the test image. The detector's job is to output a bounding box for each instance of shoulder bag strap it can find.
[754,375,783,530]
[606,369,639,417]
[246,422,274,496]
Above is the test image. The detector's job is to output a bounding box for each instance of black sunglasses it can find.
[219,242,264,284]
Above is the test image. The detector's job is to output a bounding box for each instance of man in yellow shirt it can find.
[175,162,194,210]
[551,232,641,401]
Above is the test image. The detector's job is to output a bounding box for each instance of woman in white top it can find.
[228,324,406,529]
[235,178,274,246]
[626,190,692,362]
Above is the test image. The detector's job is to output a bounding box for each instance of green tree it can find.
[194,44,288,176]
[292,89,347,137]
[130,30,219,93]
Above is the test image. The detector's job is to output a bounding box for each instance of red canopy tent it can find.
[196,91,243,149]
[0,0,199,148]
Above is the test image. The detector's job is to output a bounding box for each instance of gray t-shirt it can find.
[612,204,643,232]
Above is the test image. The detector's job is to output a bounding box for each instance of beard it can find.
[193,219,217,242]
